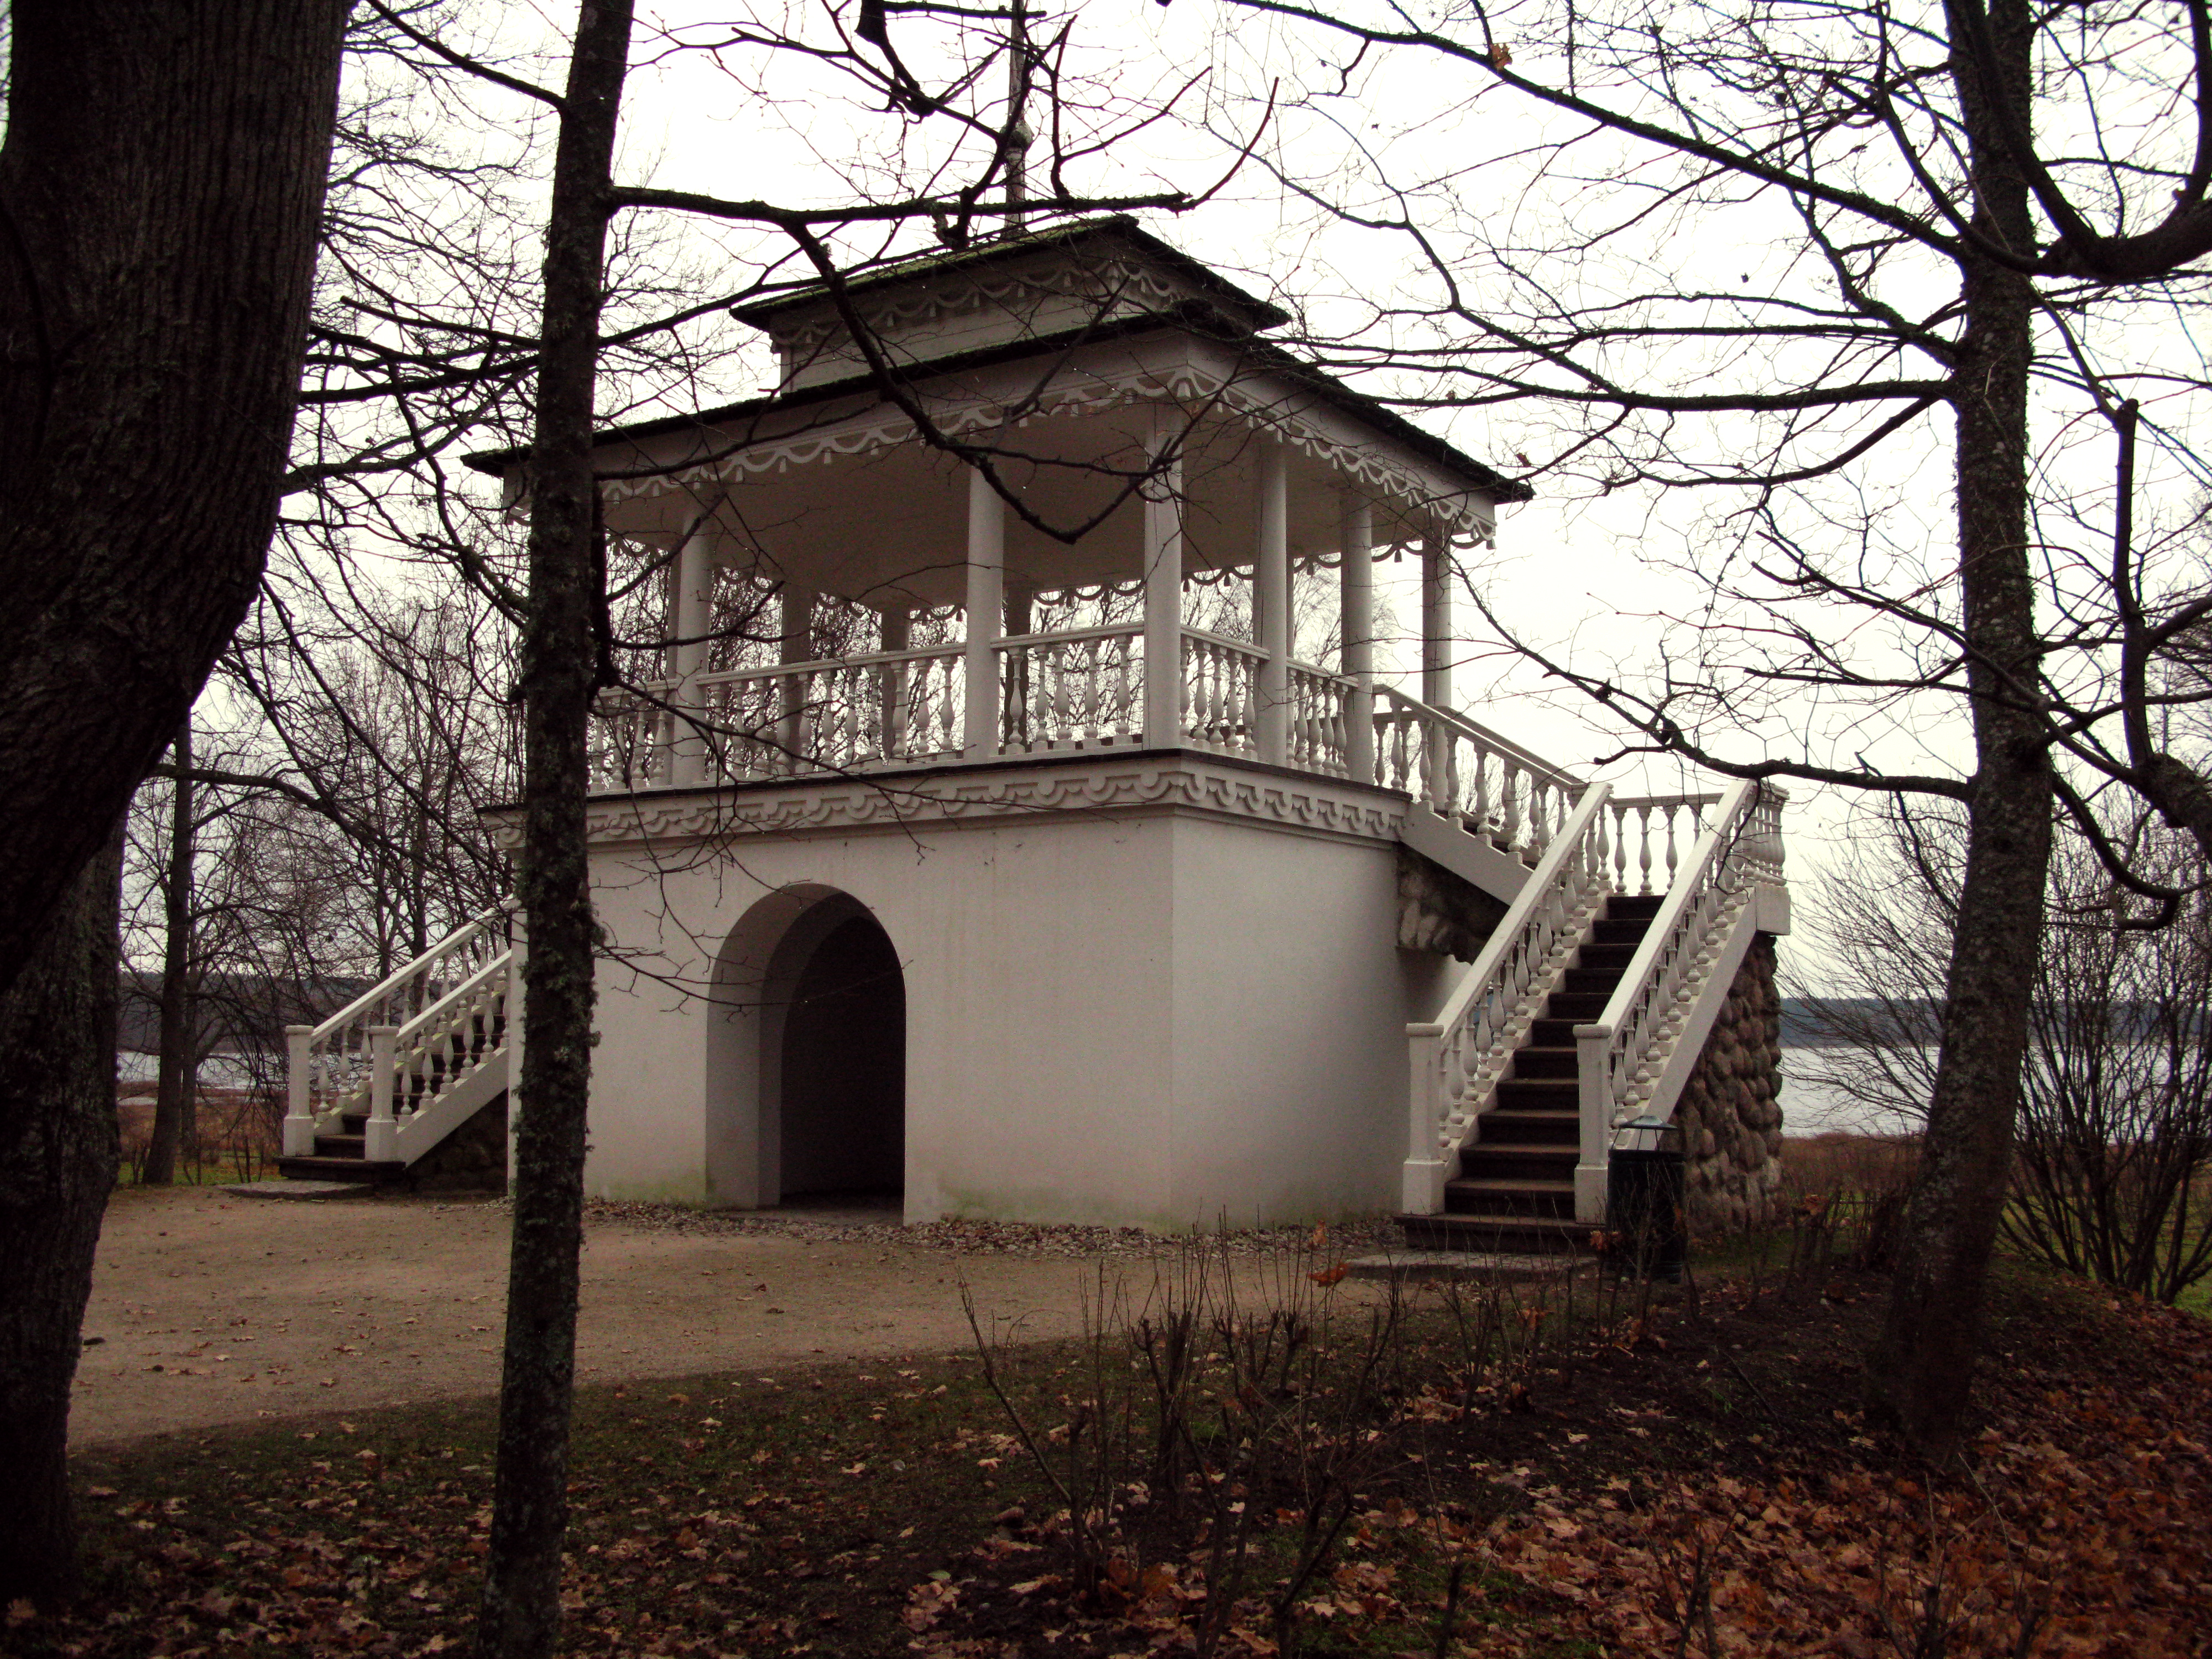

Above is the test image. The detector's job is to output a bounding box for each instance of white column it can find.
[1418,530,1455,812]
[1141,408,1185,747]
[667,529,714,786]
[1338,497,1375,782]
[879,605,910,759]
[776,583,815,769]
[963,466,1004,759]
[1254,441,1290,766]
[1420,529,1453,711]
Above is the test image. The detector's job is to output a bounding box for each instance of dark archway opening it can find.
[778,912,905,1201]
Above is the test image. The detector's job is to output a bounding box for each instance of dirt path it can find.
[71,1186,1349,1448]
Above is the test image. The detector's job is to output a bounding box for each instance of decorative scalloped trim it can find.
[602,362,1491,535]
[552,759,1407,849]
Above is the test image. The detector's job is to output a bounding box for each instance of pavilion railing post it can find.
[282,1024,316,1156]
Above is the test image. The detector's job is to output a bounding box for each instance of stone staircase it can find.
[279,911,514,1188]
[276,1006,508,1185]
[1402,893,1663,1253]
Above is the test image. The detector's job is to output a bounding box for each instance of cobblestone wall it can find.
[406,1093,508,1194]
[1674,935,1784,1232]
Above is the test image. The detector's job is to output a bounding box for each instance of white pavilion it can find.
[281,218,1788,1244]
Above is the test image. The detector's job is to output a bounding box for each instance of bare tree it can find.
[1201,0,2212,1451]
[139,717,199,1186]
[1799,799,2212,1305]
[0,1,349,1603]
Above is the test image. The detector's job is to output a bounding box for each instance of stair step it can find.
[1459,1147,1578,1182]
[1495,1078,1578,1109]
[275,1156,407,1185]
[1512,1046,1578,1079]
[1562,967,1627,995]
[1608,894,1665,920]
[1576,942,1639,974]
[1399,1213,1595,1255]
[1546,990,1609,1021]
[314,1134,366,1158]
[1530,1018,1582,1047]
[1446,1182,1576,1219]
[1480,1109,1579,1146]
[1590,917,1653,946]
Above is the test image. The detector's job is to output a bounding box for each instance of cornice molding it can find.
[528,755,1411,851]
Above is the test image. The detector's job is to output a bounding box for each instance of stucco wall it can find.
[578,780,1436,1228]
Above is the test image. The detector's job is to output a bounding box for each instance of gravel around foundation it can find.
[577,1197,1404,1257]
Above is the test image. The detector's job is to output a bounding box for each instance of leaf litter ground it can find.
[8,1255,2208,1658]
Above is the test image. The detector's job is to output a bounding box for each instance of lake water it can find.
[1778,1053,1926,1138]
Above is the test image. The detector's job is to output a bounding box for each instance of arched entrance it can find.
[706,887,905,1209]
[777,911,905,1199]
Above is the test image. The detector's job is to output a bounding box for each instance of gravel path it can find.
[71,1186,1399,1448]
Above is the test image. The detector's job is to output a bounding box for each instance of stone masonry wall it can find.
[1674,935,1784,1232]
[405,1093,508,1194]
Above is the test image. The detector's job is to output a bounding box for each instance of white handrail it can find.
[691,639,964,686]
[1404,781,1614,1212]
[993,622,1142,653]
[1374,685,1582,793]
[392,949,508,1049]
[306,910,505,1044]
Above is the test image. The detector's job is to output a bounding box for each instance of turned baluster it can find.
[1500,761,1524,849]
[1224,650,1250,751]
[935,658,958,755]
[841,666,864,765]
[1074,639,1097,745]
[1528,780,1554,857]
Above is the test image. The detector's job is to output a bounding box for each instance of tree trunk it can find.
[0,829,122,1605]
[143,717,197,1186]
[475,4,635,1657]
[0,0,348,1003]
[1867,0,2052,1454]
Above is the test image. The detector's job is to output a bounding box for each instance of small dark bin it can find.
[1609,1115,1687,1281]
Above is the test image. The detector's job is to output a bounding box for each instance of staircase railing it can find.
[1572,781,1787,1218]
[283,910,512,1159]
[1403,781,1615,1212]
[1374,687,1584,864]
